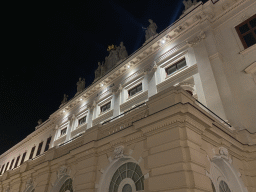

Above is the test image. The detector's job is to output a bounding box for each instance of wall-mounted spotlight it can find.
[161,39,166,44]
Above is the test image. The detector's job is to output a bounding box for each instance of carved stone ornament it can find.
[113,146,124,159]
[216,147,232,164]
[57,166,68,179]
[187,31,206,46]
[25,177,34,189]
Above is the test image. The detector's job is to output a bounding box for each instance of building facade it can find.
[1,0,256,191]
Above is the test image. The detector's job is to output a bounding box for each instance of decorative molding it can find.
[113,146,124,159]
[186,31,206,46]
[120,91,148,112]
[57,166,68,179]
[93,109,114,126]
[157,64,198,92]
[155,41,187,64]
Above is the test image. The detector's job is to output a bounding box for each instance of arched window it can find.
[109,162,144,192]
[59,178,73,192]
[219,180,231,192]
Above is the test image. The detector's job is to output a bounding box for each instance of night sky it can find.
[0,0,207,155]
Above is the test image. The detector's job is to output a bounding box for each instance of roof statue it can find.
[76,77,85,94]
[60,93,68,108]
[183,0,198,12]
[144,19,158,41]
[94,42,128,81]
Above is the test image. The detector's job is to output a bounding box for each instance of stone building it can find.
[0,0,255,191]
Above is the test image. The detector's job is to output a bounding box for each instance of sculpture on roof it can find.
[118,42,128,60]
[144,19,158,41]
[61,94,68,104]
[76,77,85,93]
[183,0,198,12]
[94,42,128,81]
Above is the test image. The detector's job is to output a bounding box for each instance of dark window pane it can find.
[137,84,142,92]
[79,116,86,125]
[44,136,52,152]
[29,146,35,159]
[249,18,256,28]
[243,32,256,47]
[61,128,67,136]
[36,142,43,156]
[14,156,20,168]
[177,59,186,69]
[101,102,111,112]
[9,159,15,170]
[4,162,9,172]
[239,23,250,34]
[20,152,27,165]
[166,65,176,75]
[0,164,5,175]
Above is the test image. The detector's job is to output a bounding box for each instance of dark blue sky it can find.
[0,0,207,154]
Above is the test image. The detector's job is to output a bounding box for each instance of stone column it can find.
[113,92,121,117]
[147,66,158,98]
[87,107,94,129]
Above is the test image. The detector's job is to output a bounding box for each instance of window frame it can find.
[235,14,256,49]
[165,58,187,77]
[100,101,111,113]
[36,141,44,156]
[128,83,143,98]
[20,152,27,165]
[0,164,5,175]
[44,136,52,152]
[60,127,67,136]
[9,158,15,170]
[78,116,87,125]
[4,162,9,173]
[29,146,36,160]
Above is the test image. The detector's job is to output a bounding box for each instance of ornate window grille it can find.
[219,181,231,192]
[59,178,73,192]
[109,162,144,192]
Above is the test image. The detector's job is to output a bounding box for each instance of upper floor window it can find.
[101,102,111,113]
[235,14,256,49]
[36,141,43,156]
[20,152,27,165]
[44,136,52,152]
[165,58,186,76]
[14,155,20,168]
[60,127,67,136]
[29,146,35,159]
[128,83,142,97]
[4,162,9,173]
[0,164,5,175]
[9,159,15,170]
[78,116,87,125]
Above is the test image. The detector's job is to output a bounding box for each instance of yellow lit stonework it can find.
[1,0,256,191]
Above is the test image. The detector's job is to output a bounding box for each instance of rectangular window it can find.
[20,152,27,165]
[29,146,35,159]
[60,127,67,136]
[235,14,256,49]
[101,102,111,113]
[36,142,43,156]
[0,164,5,175]
[78,116,87,125]
[44,136,52,152]
[14,156,20,168]
[4,162,9,173]
[165,58,186,76]
[9,159,15,170]
[128,83,142,97]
